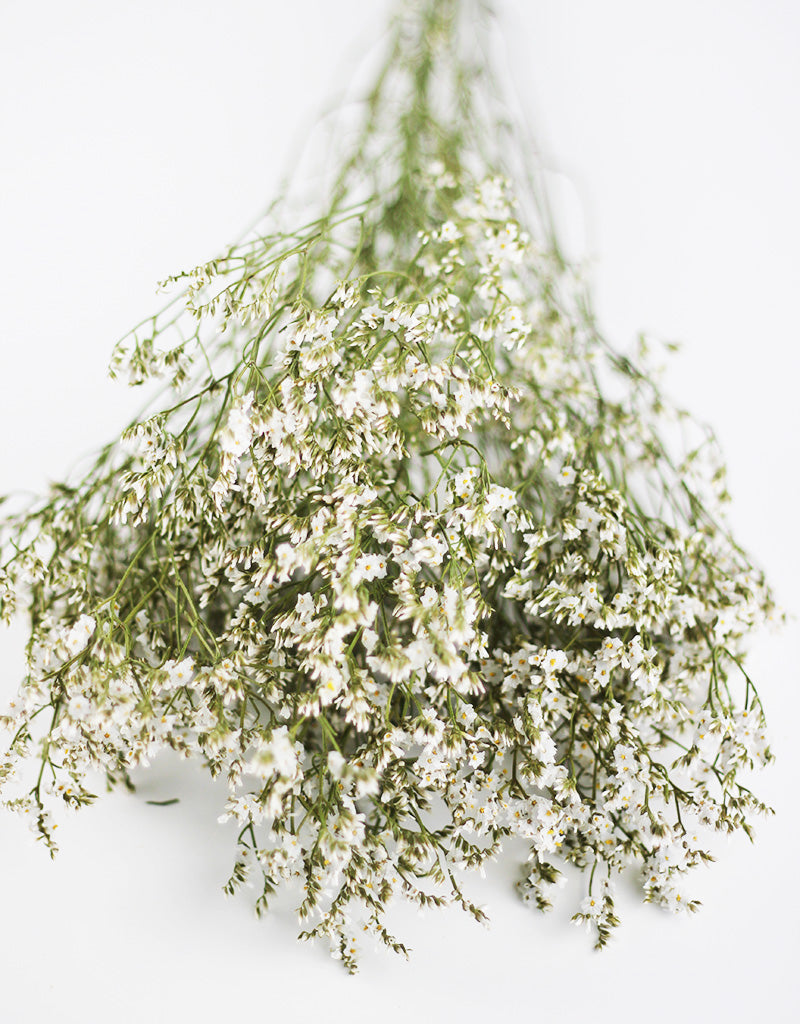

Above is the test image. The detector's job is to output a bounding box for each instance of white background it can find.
[1,1,798,1019]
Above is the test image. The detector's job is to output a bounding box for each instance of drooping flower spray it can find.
[0,0,776,971]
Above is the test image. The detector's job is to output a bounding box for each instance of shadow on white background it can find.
[1,1,798,1020]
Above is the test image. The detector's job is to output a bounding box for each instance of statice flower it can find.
[0,0,779,973]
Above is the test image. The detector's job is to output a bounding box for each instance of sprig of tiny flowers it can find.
[0,0,777,972]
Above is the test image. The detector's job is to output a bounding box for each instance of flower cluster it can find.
[0,0,776,972]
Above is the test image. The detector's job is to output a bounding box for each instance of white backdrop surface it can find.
[1,1,798,1021]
